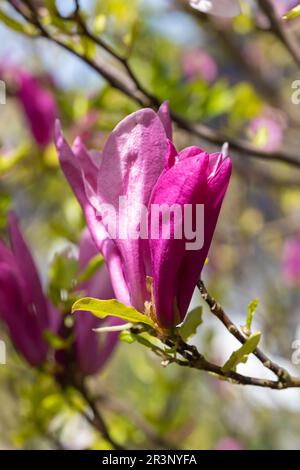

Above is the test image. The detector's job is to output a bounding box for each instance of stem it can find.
[197,280,291,382]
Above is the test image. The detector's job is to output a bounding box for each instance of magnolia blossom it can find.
[189,0,241,17]
[282,235,300,287]
[248,115,284,152]
[0,66,57,147]
[0,212,58,365]
[55,102,232,329]
[182,49,218,83]
[0,214,118,375]
[16,71,57,147]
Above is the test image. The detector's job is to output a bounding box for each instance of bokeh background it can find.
[1,0,300,450]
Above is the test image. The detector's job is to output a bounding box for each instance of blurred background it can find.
[1,0,300,450]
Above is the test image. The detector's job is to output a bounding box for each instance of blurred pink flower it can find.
[0,213,118,375]
[182,49,218,83]
[0,212,59,366]
[248,114,284,152]
[282,235,300,286]
[215,437,243,450]
[16,70,58,147]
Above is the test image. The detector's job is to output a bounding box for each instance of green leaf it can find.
[178,306,203,341]
[72,298,155,327]
[245,298,259,334]
[0,9,36,35]
[222,332,261,373]
[283,5,300,20]
[78,254,104,284]
[119,330,136,344]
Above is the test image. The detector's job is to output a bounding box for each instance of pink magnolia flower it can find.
[282,235,300,287]
[182,49,218,83]
[16,71,58,147]
[55,103,232,329]
[0,212,58,365]
[0,214,118,375]
[189,0,241,17]
[248,114,284,152]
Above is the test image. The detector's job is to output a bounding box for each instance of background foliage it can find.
[1,0,300,450]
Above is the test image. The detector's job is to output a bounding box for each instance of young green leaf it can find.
[178,306,203,341]
[222,331,261,373]
[245,298,259,334]
[0,9,36,35]
[72,298,155,327]
[283,5,300,20]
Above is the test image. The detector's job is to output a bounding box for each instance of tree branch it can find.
[197,280,291,382]
[258,0,300,68]
[8,0,300,170]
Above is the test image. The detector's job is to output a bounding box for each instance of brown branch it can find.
[258,0,300,68]
[145,327,293,389]
[8,0,300,170]
[197,280,291,381]
[129,325,293,389]
[69,1,160,107]
[128,283,300,391]
[176,0,300,127]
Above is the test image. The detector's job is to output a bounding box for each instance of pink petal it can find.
[55,121,131,305]
[97,108,167,310]
[158,101,173,140]
[149,152,231,328]
[0,265,48,365]
[8,211,49,329]
[17,71,57,147]
[149,152,210,327]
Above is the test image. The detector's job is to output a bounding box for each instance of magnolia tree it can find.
[1,0,300,451]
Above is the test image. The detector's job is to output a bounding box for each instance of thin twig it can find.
[197,280,293,383]
[130,325,296,389]
[176,0,300,127]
